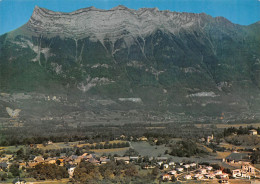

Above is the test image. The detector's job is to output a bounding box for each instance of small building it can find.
[242,163,255,174]
[169,162,175,166]
[45,158,56,164]
[205,174,215,179]
[130,156,139,161]
[176,167,184,172]
[157,161,163,166]
[183,164,190,169]
[216,173,229,179]
[34,156,44,163]
[207,134,214,143]
[185,175,192,180]
[114,157,130,164]
[12,178,26,184]
[214,170,223,175]
[137,136,148,141]
[219,178,229,183]
[190,163,196,167]
[232,169,242,178]
[163,164,169,169]
[100,157,110,164]
[68,167,76,178]
[120,135,126,139]
[249,129,258,135]
[194,174,203,180]
[168,170,177,175]
[199,168,207,174]
[162,174,171,181]
[206,166,213,171]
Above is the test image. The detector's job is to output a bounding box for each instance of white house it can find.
[194,174,203,180]
[206,166,213,171]
[177,167,184,172]
[162,174,171,181]
[168,170,177,175]
[242,163,255,174]
[232,169,242,178]
[163,164,169,169]
[185,175,192,180]
[205,174,215,179]
[157,161,163,166]
[249,129,258,135]
[183,164,190,169]
[214,170,223,175]
[190,163,196,167]
[68,167,76,178]
[217,173,229,179]
[169,162,175,166]
[199,169,207,174]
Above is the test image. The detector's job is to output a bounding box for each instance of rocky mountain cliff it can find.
[0,6,260,124]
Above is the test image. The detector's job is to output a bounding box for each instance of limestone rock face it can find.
[26,5,211,41]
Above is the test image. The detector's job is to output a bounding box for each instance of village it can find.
[0,126,259,184]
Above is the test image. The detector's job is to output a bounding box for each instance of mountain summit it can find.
[26,5,212,40]
[0,6,260,123]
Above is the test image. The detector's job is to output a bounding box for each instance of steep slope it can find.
[0,6,260,123]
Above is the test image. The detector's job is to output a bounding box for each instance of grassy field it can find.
[77,140,125,148]
[1,140,128,154]
[254,164,260,170]
[216,151,232,159]
[36,140,126,150]
[197,143,213,153]
[90,147,129,156]
[219,142,245,150]
[2,145,25,152]
[131,141,168,157]
[37,142,71,150]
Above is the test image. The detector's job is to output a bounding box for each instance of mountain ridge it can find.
[0,6,260,123]
[25,5,227,40]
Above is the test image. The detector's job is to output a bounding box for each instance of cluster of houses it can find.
[0,152,112,178]
[161,162,229,182]
[232,162,256,179]
[223,152,258,179]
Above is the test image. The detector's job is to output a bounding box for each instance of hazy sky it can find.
[0,0,260,35]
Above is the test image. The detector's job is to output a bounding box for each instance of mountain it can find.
[0,6,260,124]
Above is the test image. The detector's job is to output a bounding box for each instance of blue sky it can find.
[0,0,260,35]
